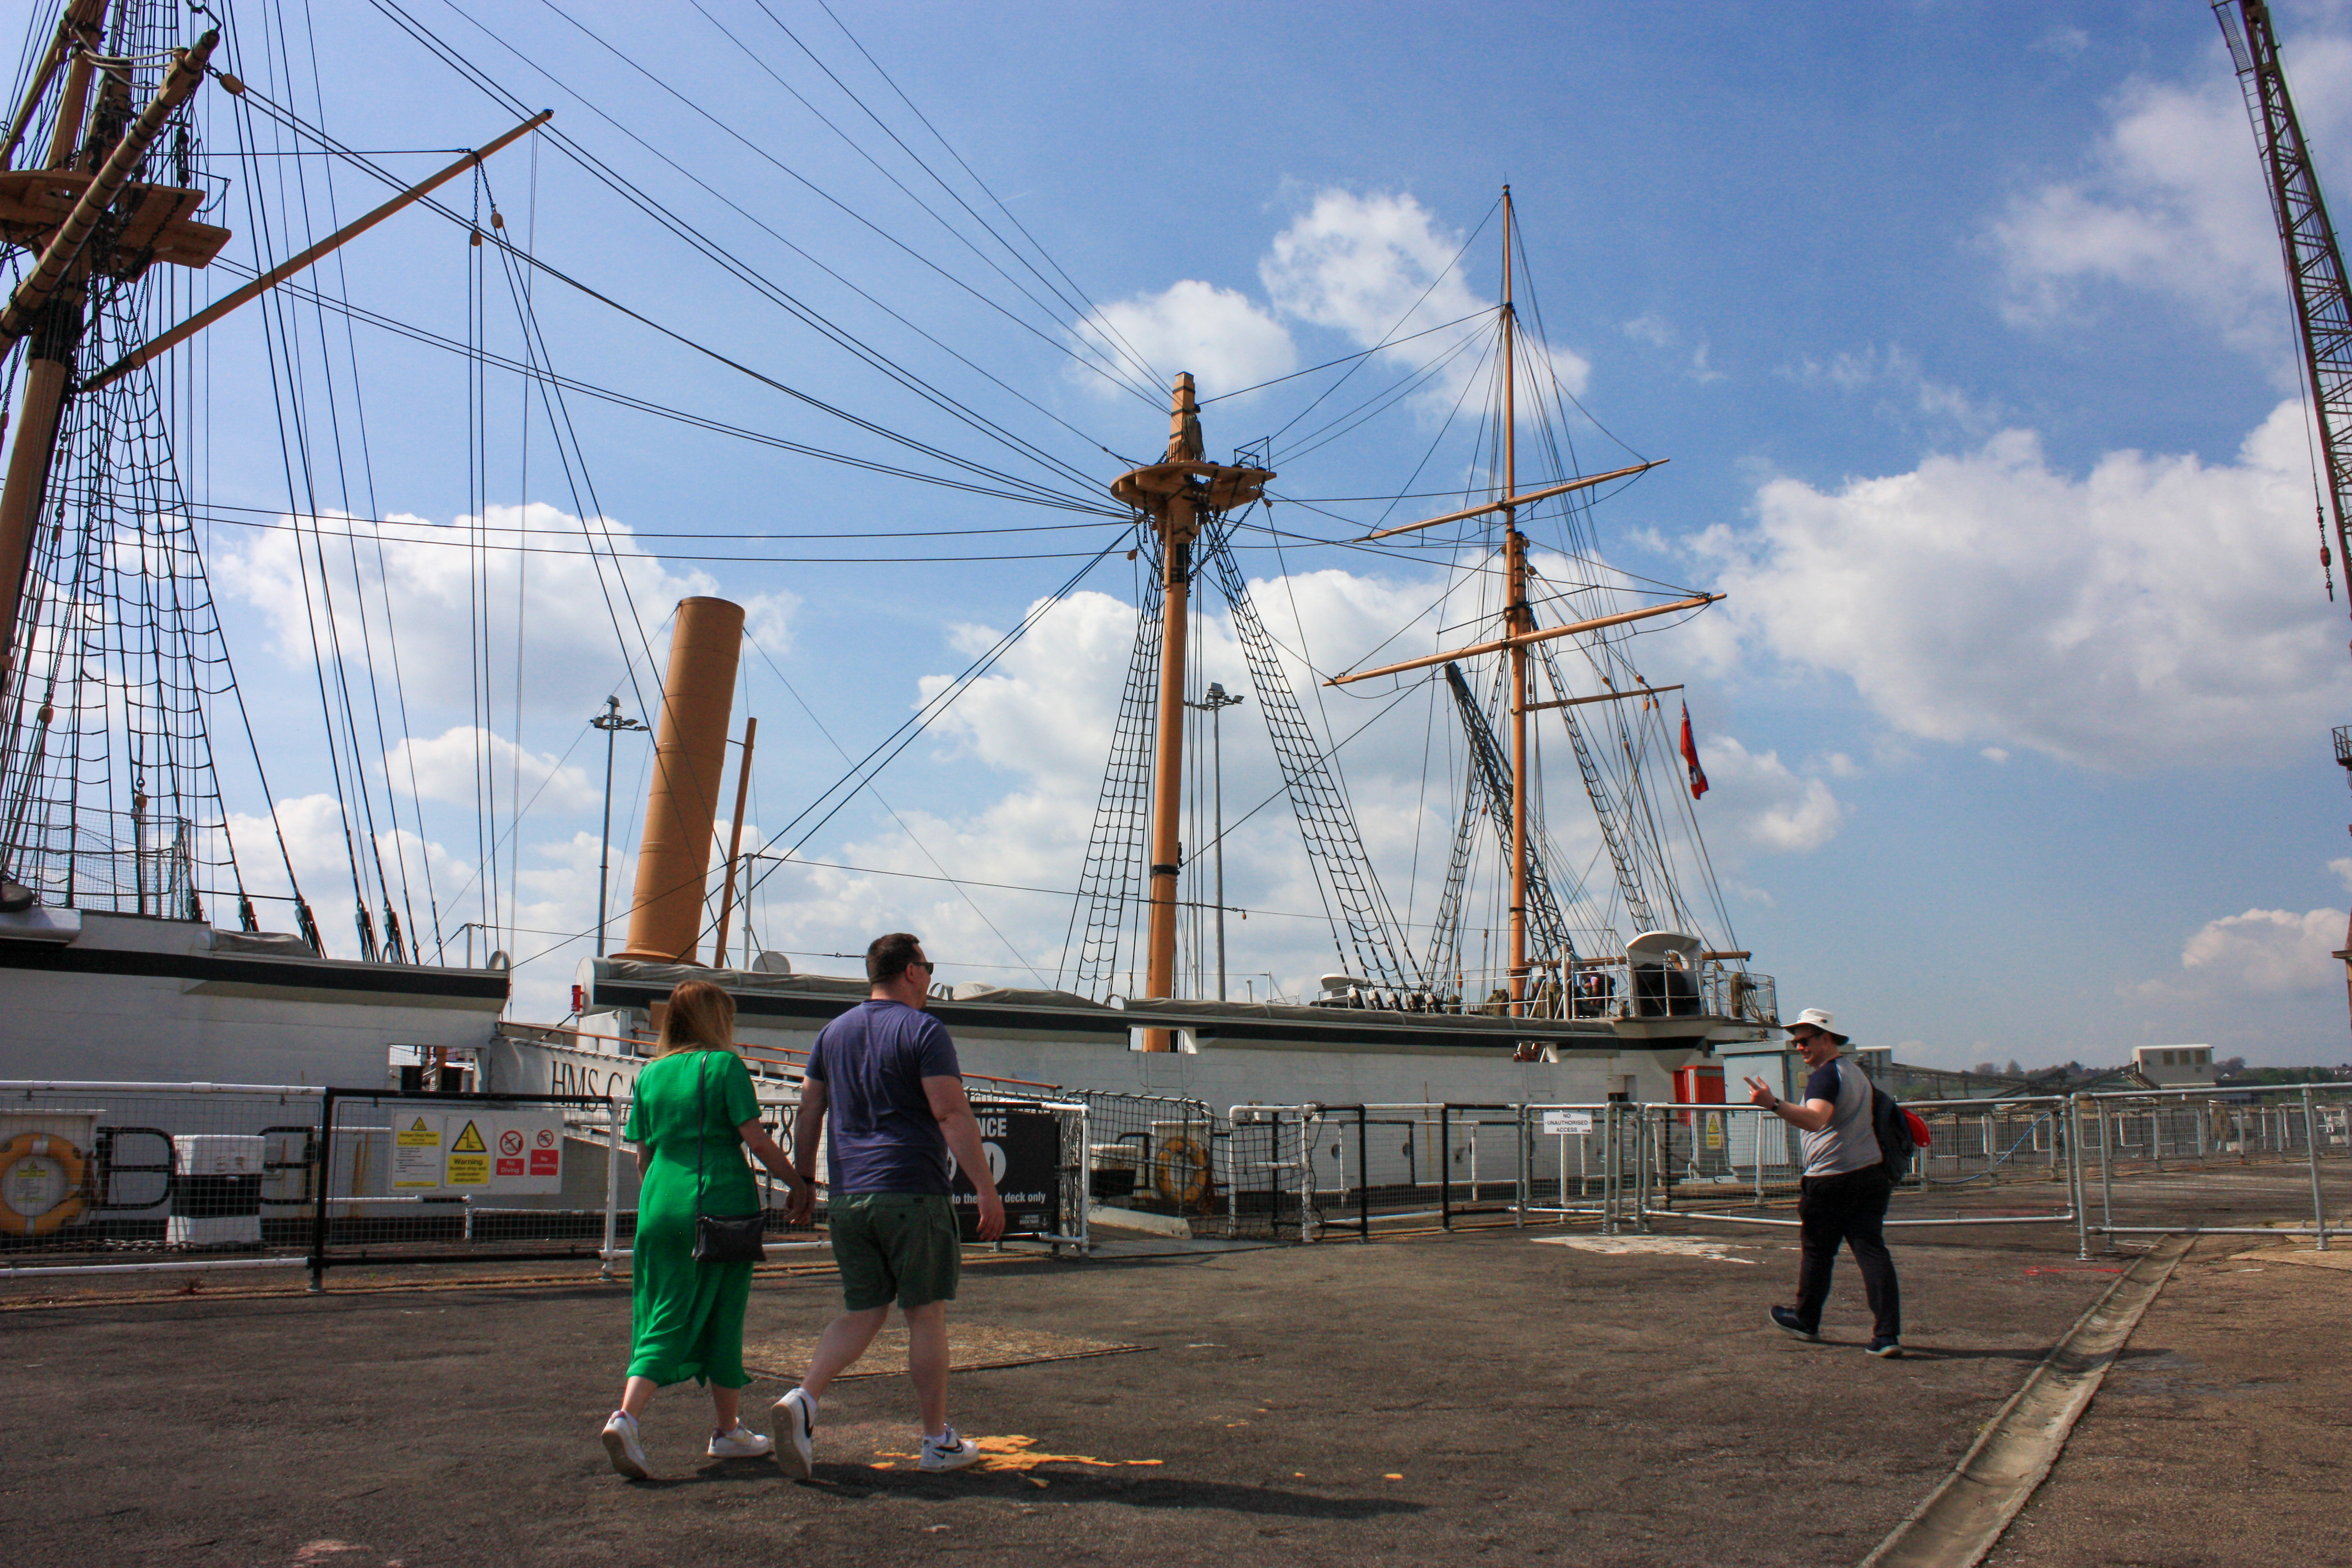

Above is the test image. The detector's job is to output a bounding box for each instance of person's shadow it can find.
[795,1463,1425,1519]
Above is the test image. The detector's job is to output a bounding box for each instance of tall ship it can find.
[0,1,1778,1112]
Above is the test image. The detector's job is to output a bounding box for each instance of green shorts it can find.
[828,1193,961,1311]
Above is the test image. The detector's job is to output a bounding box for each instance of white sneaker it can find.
[601,1411,650,1480]
[773,1387,818,1479]
[919,1425,982,1473]
[709,1424,774,1459]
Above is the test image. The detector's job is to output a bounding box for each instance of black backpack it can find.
[1871,1086,1919,1179]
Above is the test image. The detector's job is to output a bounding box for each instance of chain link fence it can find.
[12,1078,2344,1276]
[1,1081,324,1280]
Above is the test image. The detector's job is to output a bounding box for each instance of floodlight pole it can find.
[589,696,647,956]
[1188,682,1245,999]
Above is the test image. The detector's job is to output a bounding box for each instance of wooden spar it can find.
[710,716,758,967]
[0,32,217,349]
[1357,459,1669,542]
[40,12,100,171]
[1109,375,1270,1044]
[615,598,743,966]
[1504,187,1528,1015]
[1324,593,1723,688]
[0,19,210,682]
[78,107,553,394]
[1145,375,1201,1049]
[0,0,106,172]
[1520,682,1683,714]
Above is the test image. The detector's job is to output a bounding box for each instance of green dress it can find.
[623,1048,762,1388]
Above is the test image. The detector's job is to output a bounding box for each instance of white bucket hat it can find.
[1789,1008,1849,1044]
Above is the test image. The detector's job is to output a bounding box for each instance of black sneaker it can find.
[1865,1337,1903,1358]
[1770,1306,1820,1341]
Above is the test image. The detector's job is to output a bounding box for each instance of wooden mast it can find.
[1112,375,1270,1044]
[1145,374,1201,1047]
[1503,187,1531,1018]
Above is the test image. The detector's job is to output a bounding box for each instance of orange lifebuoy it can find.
[0,1131,88,1236]
[1152,1134,1211,1210]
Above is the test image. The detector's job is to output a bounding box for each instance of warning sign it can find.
[1542,1109,1594,1137]
[392,1115,443,1189]
[445,1119,491,1186]
[384,1104,565,1194]
[1703,1112,1725,1151]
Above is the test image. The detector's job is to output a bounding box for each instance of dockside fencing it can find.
[1,1081,328,1280]
[7,1081,2343,1275]
[0,1080,1094,1284]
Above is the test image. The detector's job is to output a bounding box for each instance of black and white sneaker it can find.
[1865,1337,1904,1358]
[773,1387,817,1479]
[920,1425,982,1473]
[1770,1306,1820,1341]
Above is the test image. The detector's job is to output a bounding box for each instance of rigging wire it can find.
[201,254,1124,515]
[705,0,1163,406]
[805,0,1173,404]
[366,0,1140,489]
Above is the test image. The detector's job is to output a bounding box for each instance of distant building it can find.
[2132,1044,2218,1088]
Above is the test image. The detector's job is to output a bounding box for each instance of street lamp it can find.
[589,696,648,957]
[1186,682,1245,999]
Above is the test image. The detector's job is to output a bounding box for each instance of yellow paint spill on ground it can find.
[868,1434,1164,1473]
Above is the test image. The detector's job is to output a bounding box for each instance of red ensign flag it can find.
[1679,701,1709,799]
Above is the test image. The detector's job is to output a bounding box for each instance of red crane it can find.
[2215,0,2352,1025]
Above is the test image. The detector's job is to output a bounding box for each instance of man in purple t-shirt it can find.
[774,933,1003,1478]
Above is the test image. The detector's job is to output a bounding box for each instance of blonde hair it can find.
[653,978,739,1057]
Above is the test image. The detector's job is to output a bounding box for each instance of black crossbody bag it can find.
[690,1051,767,1264]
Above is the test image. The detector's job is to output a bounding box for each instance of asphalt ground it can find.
[1988,1235,2352,1568]
[0,1222,2197,1567]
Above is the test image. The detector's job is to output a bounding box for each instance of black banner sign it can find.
[950,1102,1060,1240]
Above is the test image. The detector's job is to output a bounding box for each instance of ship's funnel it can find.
[614,597,744,966]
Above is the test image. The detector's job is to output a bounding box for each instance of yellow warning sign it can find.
[445,1119,491,1186]
[1703,1112,1726,1151]
[392,1115,443,1189]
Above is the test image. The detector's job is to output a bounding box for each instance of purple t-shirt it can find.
[805,999,961,1195]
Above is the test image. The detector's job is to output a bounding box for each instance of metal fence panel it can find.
[308,1088,627,1283]
[1,1080,324,1277]
[1517,1103,1633,1233]
[2078,1085,2351,1246]
[1636,1097,2081,1232]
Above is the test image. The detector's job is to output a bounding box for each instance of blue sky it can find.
[67,0,2352,1066]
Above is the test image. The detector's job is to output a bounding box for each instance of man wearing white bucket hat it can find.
[1742,1008,1902,1357]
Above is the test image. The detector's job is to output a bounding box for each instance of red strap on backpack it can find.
[1903,1108,1932,1147]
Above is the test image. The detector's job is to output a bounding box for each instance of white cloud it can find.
[1992,26,2352,347]
[1781,344,2000,435]
[1261,189,1588,406]
[1981,747,2010,764]
[1623,311,1723,384]
[1622,313,1673,349]
[2332,856,2352,893]
[212,502,798,725]
[386,726,600,814]
[1696,400,2342,769]
[1071,280,1298,404]
[1696,735,1846,855]
[2181,906,2347,991]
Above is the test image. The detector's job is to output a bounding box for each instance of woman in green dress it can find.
[601,980,810,1479]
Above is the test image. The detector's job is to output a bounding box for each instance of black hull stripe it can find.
[589,981,1679,1052]
[0,939,509,1001]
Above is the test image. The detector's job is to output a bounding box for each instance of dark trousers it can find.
[1793,1164,1901,1339]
